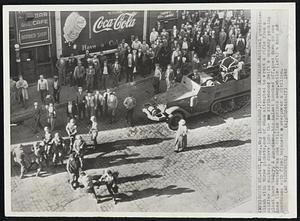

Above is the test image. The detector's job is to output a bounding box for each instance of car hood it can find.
[152,82,197,105]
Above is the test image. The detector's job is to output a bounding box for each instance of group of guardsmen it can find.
[12,120,119,204]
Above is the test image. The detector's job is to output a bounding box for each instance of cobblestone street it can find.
[10,102,251,213]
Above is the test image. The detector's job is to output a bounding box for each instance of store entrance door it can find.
[20,48,36,83]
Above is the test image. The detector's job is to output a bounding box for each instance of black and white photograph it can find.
[3,3,296,218]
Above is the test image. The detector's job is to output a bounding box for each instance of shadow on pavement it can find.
[117,173,163,185]
[84,153,164,170]
[89,137,173,155]
[186,139,251,152]
[187,104,251,130]
[118,185,195,202]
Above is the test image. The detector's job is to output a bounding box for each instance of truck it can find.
[143,60,251,130]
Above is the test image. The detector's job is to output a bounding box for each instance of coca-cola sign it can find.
[93,12,137,33]
[60,11,144,56]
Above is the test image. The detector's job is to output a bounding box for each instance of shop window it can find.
[37,45,50,63]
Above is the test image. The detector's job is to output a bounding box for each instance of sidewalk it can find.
[10,74,153,123]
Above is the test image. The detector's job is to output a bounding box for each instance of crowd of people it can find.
[11,10,251,204]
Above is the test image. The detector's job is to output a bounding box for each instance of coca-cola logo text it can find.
[93,12,137,33]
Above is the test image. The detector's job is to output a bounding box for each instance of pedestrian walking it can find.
[98,169,119,204]
[66,118,78,151]
[12,144,27,179]
[153,63,162,94]
[94,90,104,120]
[16,75,29,108]
[47,103,56,131]
[52,132,65,166]
[52,75,61,103]
[73,135,86,169]
[66,152,81,189]
[33,102,43,133]
[37,75,49,104]
[89,116,98,149]
[174,119,188,153]
[107,91,118,124]
[86,64,95,92]
[123,94,136,127]
[56,55,67,85]
[76,87,86,120]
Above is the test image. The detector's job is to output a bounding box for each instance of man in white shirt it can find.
[149,28,159,43]
[131,36,141,50]
[37,75,49,104]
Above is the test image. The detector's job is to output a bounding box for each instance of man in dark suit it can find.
[76,87,86,120]
[66,100,78,120]
[52,75,61,103]
[67,53,77,86]
[136,48,144,77]
[33,102,43,133]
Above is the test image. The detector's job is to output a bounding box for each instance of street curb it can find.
[11,76,154,123]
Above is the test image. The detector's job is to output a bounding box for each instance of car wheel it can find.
[168,112,184,131]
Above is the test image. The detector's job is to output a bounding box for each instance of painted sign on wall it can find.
[15,11,52,48]
[60,11,144,56]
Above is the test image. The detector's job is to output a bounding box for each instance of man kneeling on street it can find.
[78,171,99,203]
[98,169,119,204]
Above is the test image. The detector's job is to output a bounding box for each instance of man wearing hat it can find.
[52,75,61,103]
